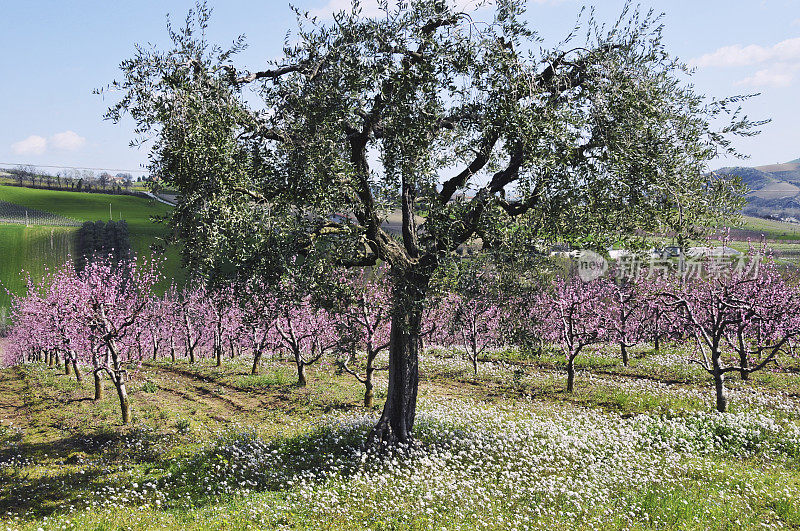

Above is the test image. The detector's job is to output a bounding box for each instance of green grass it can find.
[0,184,171,235]
[0,346,800,530]
[734,215,800,240]
[0,224,73,313]
[1,345,799,529]
[0,185,185,312]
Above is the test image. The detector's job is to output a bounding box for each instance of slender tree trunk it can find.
[72,358,82,383]
[471,336,478,375]
[370,274,428,444]
[114,375,131,424]
[170,337,176,362]
[620,342,628,367]
[713,368,727,413]
[94,370,104,401]
[65,356,71,375]
[105,333,131,424]
[364,380,374,408]
[364,352,376,408]
[738,332,750,381]
[653,332,660,352]
[567,355,576,393]
[252,349,262,375]
[215,333,222,367]
[295,353,307,387]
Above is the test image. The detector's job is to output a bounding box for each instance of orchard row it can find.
[4,250,799,425]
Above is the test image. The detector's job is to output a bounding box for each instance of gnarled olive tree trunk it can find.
[370,273,429,445]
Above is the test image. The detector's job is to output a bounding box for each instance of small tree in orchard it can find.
[107,1,759,443]
[7,277,63,368]
[435,260,502,375]
[662,252,800,412]
[537,276,613,393]
[332,267,392,408]
[161,286,182,362]
[176,283,209,364]
[638,271,680,351]
[141,296,170,361]
[273,280,339,387]
[207,284,235,367]
[41,265,90,381]
[606,267,647,367]
[239,280,279,375]
[80,257,159,424]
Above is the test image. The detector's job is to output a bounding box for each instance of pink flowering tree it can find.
[42,266,91,381]
[332,267,392,407]
[273,278,339,387]
[80,257,160,424]
[638,271,682,351]
[537,276,613,392]
[661,251,800,412]
[7,266,91,381]
[176,283,209,364]
[442,289,502,375]
[141,295,172,361]
[606,270,646,367]
[207,284,236,367]
[239,279,279,375]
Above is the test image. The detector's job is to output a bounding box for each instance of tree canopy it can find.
[105,0,761,443]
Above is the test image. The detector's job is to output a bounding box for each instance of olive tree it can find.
[105,1,758,443]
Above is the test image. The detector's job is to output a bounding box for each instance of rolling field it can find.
[0,185,184,312]
[733,215,800,241]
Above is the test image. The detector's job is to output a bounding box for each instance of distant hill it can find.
[716,159,800,219]
[0,185,184,315]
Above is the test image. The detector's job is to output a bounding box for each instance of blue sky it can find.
[1,0,798,176]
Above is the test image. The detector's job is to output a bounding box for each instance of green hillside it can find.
[0,185,184,314]
[735,215,800,240]
[718,160,800,218]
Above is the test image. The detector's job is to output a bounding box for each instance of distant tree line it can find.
[4,166,146,196]
[75,220,132,273]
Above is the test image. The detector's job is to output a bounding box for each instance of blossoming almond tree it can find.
[332,268,392,407]
[80,258,159,424]
[607,272,646,367]
[442,291,502,375]
[538,276,612,392]
[273,293,339,387]
[662,254,800,412]
[239,280,279,375]
[176,283,209,364]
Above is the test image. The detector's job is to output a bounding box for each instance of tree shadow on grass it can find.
[156,422,379,507]
[0,428,172,519]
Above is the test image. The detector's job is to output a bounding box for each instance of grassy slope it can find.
[735,215,800,240]
[0,345,798,529]
[0,185,184,309]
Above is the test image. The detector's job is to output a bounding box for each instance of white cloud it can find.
[690,37,800,68]
[11,135,47,155]
[735,65,796,88]
[50,130,86,151]
[690,36,800,88]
